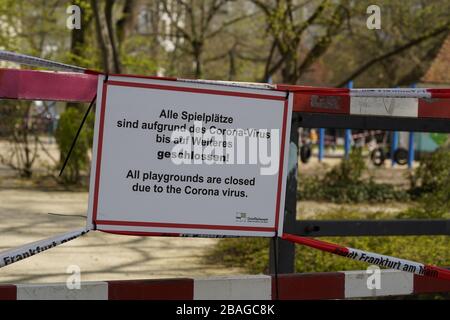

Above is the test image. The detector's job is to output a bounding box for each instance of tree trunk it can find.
[105,0,121,73]
[91,0,121,73]
[68,0,93,110]
[281,50,298,84]
[193,41,203,78]
[228,49,236,81]
[116,0,142,44]
[150,1,161,73]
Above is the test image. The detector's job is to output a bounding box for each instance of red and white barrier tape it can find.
[0,50,274,91]
[0,227,242,269]
[277,85,450,99]
[350,88,450,99]
[179,78,276,90]
[0,227,90,269]
[1,226,449,286]
[0,50,87,73]
[3,50,450,122]
[282,233,450,281]
[3,50,450,98]
[98,230,450,283]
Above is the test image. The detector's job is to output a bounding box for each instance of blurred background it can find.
[0,0,449,298]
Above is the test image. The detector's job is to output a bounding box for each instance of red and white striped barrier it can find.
[1,48,450,121]
[1,271,449,300]
[276,85,450,120]
[276,85,450,98]
[3,67,450,120]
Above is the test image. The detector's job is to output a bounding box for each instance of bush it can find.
[411,148,450,194]
[324,148,366,185]
[298,150,408,203]
[0,100,42,178]
[55,107,94,184]
[402,148,450,219]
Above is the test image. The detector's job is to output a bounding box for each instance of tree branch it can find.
[297,3,347,77]
[336,24,450,87]
[205,11,257,39]
[294,0,329,35]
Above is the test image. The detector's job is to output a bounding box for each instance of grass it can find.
[207,232,450,275]
[206,210,450,275]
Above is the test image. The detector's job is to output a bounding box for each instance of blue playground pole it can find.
[344,130,352,158]
[391,131,398,167]
[407,83,416,169]
[408,132,414,169]
[344,81,353,158]
[318,128,325,162]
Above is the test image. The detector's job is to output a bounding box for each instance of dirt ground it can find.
[0,141,414,284]
[0,139,244,283]
[0,189,244,284]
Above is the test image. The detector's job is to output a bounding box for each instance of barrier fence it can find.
[0,51,449,299]
[1,270,449,300]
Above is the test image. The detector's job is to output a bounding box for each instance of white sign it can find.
[87,75,292,237]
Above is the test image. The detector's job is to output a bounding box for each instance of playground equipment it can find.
[367,131,409,167]
[0,50,449,299]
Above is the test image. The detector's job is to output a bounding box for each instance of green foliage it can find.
[298,150,408,203]
[121,37,159,75]
[55,107,94,184]
[401,148,450,219]
[411,148,450,194]
[0,100,41,178]
[325,148,366,184]
[207,210,450,275]
[294,235,449,273]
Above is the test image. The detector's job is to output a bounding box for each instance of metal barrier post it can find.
[408,83,416,169]
[344,81,353,158]
[269,114,299,274]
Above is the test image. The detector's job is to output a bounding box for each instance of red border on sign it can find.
[96,219,275,232]
[92,77,289,234]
